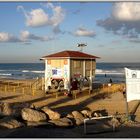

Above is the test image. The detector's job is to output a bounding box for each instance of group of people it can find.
[64,77,89,97]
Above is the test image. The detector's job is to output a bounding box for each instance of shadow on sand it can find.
[52,92,111,115]
[0,95,20,102]
[13,95,52,106]
[130,101,140,121]
[47,96,72,108]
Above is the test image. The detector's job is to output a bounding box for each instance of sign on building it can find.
[52,68,62,78]
[125,67,140,102]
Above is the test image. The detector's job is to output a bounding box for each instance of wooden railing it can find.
[0,77,45,96]
[31,77,45,90]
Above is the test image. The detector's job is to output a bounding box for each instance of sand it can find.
[0,79,140,138]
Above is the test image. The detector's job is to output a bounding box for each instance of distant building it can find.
[41,50,99,93]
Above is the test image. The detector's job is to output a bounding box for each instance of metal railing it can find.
[84,115,116,134]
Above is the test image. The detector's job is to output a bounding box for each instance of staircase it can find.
[31,77,45,91]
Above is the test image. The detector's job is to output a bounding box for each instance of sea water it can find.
[95,63,140,83]
[0,63,140,83]
[0,63,45,79]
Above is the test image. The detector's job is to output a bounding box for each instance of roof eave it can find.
[40,56,100,60]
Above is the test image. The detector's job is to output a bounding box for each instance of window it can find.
[73,60,81,68]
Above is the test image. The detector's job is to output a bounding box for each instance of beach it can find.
[0,78,140,138]
[0,63,140,138]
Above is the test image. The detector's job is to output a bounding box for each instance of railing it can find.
[84,115,116,134]
[0,77,45,96]
[31,77,45,90]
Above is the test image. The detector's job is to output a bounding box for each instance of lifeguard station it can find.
[41,50,99,93]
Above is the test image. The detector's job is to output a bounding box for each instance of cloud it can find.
[20,31,54,42]
[20,30,30,41]
[97,2,140,39]
[112,2,140,21]
[73,27,96,37]
[0,32,21,42]
[17,6,49,27]
[17,5,28,19]
[50,5,65,27]
[52,26,65,34]
[0,31,54,43]
[26,9,49,27]
[17,3,65,30]
[20,30,54,41]
[129,38,140,43]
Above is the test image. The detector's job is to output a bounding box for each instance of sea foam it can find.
[95,69,124,75]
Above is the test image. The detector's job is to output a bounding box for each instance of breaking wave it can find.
[95,69,124,75]
[22,70,44,74]
[0,73,12,76]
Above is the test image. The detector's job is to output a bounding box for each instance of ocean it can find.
[0,63,140,84]
[95,63,140,84]
[0,63,45,80]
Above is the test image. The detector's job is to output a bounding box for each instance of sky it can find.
[0,2,140,63]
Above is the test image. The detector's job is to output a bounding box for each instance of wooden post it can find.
[32,88,35,96]
[83,60,86,77]
[35,83,37,90]
[5,85,7,92]
[42,77,44,90]
[13,86,16,93]
[89,89,91,95]
[30,83,32,89]
[68,59,71,95]
[73,90,76,99]
[56,92,58,98]
[89,59,93,94]
[107,85,109,94]
[22,88,24,94]
[75,91,77,99]
[0,85,2,91]
[113,85,115,93]
[8,82,9,89]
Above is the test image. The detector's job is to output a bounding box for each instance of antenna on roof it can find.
[77,43,87,52]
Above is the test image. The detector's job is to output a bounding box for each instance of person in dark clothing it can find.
[109,78,113,83]
[123,87,126,98]
[71,78,79,90]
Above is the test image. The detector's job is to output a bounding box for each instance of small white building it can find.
[41,50,99,93]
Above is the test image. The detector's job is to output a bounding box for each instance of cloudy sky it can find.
[0,2,140,63]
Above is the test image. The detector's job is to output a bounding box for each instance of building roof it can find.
[41,50,100,60]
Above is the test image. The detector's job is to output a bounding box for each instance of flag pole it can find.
[125,95,130,121]
[124,67,131,121]
[125,80,131,121]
